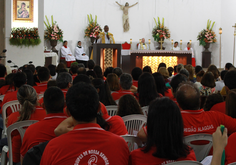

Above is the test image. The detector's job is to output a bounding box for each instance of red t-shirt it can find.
[164,88,174,99]
[72,75,77,80]
[33,82,48,94]
[104,115,128,136]
[7,106,47,163]
[1,91,18,115]
[130,147,196,165]
[20,113,67,157]
[210,101,226,114]
[40,123,129,165]
[225,132,236,164]
[132,81,138,88]
[0,85,15,95]
[112,89,134,101]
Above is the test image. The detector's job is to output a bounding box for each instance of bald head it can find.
[176,82,200,110]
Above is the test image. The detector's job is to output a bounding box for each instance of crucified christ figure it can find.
[116,1,138,32]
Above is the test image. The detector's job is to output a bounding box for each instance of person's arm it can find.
[60,47,67,57]
[54,117,74,136]
[130,85,137,93]
[68,48,72,56]
[128,2,138,8]
[137,127,147,142]
[116,1,122,7]
[211,126,228,165]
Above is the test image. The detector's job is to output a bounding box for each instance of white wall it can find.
[5,0,44,67]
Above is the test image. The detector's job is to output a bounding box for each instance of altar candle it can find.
[190,40,192,44]
[139,39,141,43]
[148,39,151,44]
[171,39,173,44]
[180,40,182,44]
[130,39,132,44]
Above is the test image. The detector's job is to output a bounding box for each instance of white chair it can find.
[228,162,236,165]
[1,120,38,165]
[166,161,203,165]
[0,94,5,101]
[105,105,118,116]
[121,135,142,152]
[2,100,21,139]
[38,93,44,100]
[141,106,149,116]
[184,134,212,161]
[122,114,147,135]
[115,99,119,105]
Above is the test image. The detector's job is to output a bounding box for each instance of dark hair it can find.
[185,64,194,81]
[5,73,15,88]
[158,63,166,70]
[37,67,50,82]
[73,74,91,85]
[86,70,97,79]
[112,67,123,78]
[69,64,78,75]
[47,80,57,88]
[131,67,142,81]
[23,69,35,86]
[170,74,187,97]
[106,73,120,91]
[44,87,64,113]
[58,68,68,73]
[195,65,203,75]
[225,63,233,70]
[47,64,56,76]
[117,94,142,117]
[152,72,168,96]
[66,82,99,122]
[204,93,224,111]
[87,60,95,69]
[176,82,200,110]
[207,65,219,79]
[92,79,116,106]
[143,66,152,74]
[201,72,216,88]
[63,40,67,44]
[35,66,41,73]
[196,70,205,77]
[220,70,228,80]
[167,67,174,77]
[27,64,36,74]
[56,72,72,89]
[226,89,236,118]
[143,98,190,159]
[77,67,86,75]
[94,66,103,79]
[138,73,159,107]
[56,63,66,73]
[224,70,236,90]
[78,41,81,44]
[179,68,189,79]
[104,67,114,77]
[177,64,184,73]
[174,41,178,44]
[14,72,27,88]
[0,64,6,77]
[174,66,177,73]
[120,73,132,90]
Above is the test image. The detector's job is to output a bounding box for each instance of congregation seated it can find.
[94,65,105,80]
[87,59,95,70]
[22,69,35,86]
[0,73,15,95]
[131,67,142,88]
[69,64,78,80]
[112,67,123,78]
[142,65,152,74]
[185,64,196,83]
[169,74,187,102]
[158,67,171,86]
[207,64,220,81]
[104,67,114,78]
[106,73,120,92]
[33,67,50,94]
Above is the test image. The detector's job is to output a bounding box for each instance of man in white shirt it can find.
[184,42,195,66]
[173,41,180,50]
[138,38,148,50]
[61,41,76,62]
[75,41,89,67]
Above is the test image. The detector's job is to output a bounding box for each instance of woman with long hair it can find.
[130,98,196,164]
[226,89,236,118]
[200,72,216,96]
[106,73,120,92]
[94,65,104,79]
[152,72,172,97]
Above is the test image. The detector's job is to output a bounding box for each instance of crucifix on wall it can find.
[116,1,138,32]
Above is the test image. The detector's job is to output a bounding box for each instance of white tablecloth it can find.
[121,50,192,55]
[44,52,58,66]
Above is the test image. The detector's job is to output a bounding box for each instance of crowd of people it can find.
[0,60,235,165]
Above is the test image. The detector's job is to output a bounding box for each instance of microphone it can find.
[7,60,18,68]
[29,61,33,64]
[0,49,7,58]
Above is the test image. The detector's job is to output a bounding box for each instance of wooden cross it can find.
[160,38,164,50]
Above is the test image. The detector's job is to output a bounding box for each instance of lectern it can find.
[93,44,121,71]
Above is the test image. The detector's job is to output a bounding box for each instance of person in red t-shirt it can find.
[41,82,129,165]
[33,67,50,94]
[20,87,67,163]
[69,64,78,80]
[112,73,134,101]
[0,73,15,95]
[130,98,196,165]
[225,132,236,164]
[131,67,142,88]
[7,85,46,164]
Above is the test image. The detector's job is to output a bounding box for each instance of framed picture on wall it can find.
[13,0,34,22]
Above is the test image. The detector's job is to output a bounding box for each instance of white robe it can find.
[61,46,76,62]
[173,46,180,51]
[138,43,148,50]
[184,47,195,58]
[75,46,89,61]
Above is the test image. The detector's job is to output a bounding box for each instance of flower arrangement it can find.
[44,15,63,42]
[9,27,41,46]
[84,14,102,39]
[197,19,217,46]
[152,17,170,42]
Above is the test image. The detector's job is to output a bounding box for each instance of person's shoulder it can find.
[108,32,113,36]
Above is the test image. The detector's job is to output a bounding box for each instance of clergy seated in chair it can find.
[122,42,131,50]
[74,41,89,67]
[60,41,76,68]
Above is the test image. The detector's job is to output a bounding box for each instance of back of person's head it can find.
[14,72,27,88]
[37,67,50,82]
[44,87,64,114]
[201,72,216,88]
[47,80,57,88]
[224,69,236,90]
[86,70,97,80]
[0,64,6,77]
[174,66,177,73]
[177,64,184,73]
[104,67,114,77]
[56,63,66,73]
[170,74,187,97]
[106,73,120,91]
[35,66,41,73]
[207,64,219,80]
[176,82,200,110]
[5,73,15,86]
[167,67,174,77]
[158,67,169,79]
[195,65,203,75]
[73,74,91,85]
[117,94,142,117]
[87,60,95,69]
[143,66,152,74]
[47,64,56,76]
[92,79,116,106]
[179,68,189,79]
[204,93,224,111]
[66,82,99,122]
[144,97,189,160]
[220,70,228,81]
[226,89,236,118]
[131,67,142,81]
[94,65,103,79]
[78,63,85,68]
[112,67,123,78]
[17,85,37,121]
[196,70,205,77]
[120,73,132,90]
[56,72,72,89]
[58,68,68,74]
[158,63,166,70]
[152,72,167,96]
[27,64,36,75]
[70,64,78,75]
[225,63,233,70]
[77,67,86,75]
[185,64,194,81]
[138,73,159,107]
[22,69,35,86]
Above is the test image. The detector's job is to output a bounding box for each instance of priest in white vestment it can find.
[61,41,76,67]
[184,42,196,67]
[173,41,180,50]
[75,41,89,67]
[138,38,148,50]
